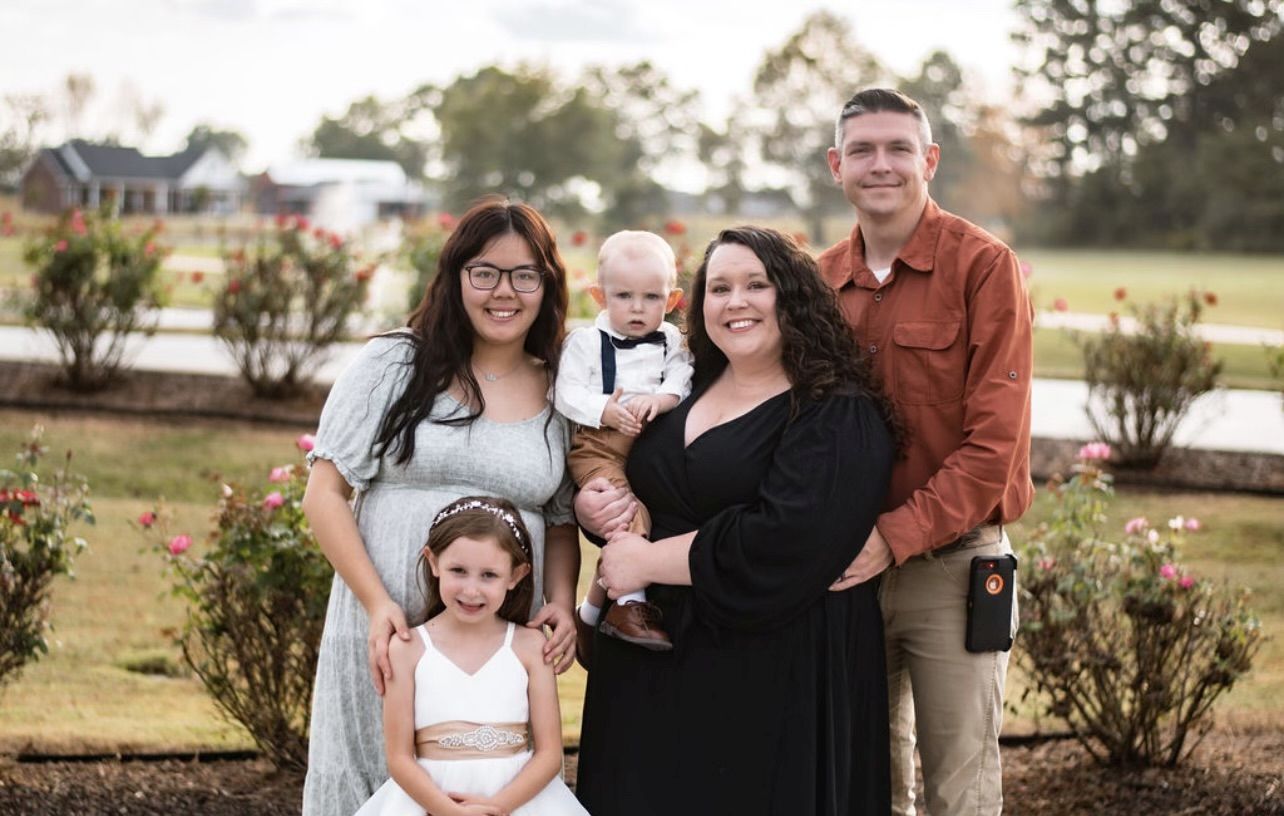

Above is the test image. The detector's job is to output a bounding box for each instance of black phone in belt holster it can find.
[965,554,1017,653]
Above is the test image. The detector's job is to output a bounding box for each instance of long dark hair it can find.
[686,226,901,444]
[375,197,569,463]
[418,496,535,625]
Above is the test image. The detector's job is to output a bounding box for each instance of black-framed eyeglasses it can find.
[463,262,545,293]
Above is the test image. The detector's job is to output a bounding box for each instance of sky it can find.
[1,0,1022,178]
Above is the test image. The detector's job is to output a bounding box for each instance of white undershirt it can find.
[871,266,892,284]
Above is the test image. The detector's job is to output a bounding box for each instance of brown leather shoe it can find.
[599,601,673,652]
[574,607,594,671]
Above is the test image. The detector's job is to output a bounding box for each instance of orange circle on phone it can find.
[985,574,1004,595]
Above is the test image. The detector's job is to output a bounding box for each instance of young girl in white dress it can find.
[355,496,588,816]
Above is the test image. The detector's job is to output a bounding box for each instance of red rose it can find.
[571,230,588,246]
[663,219,686,236]
[1203,291,1218,306]
[1113,287,1126,301]
[228,279,242,294]
[437,212,457,231]
[329,233,343,250]
[191,271,205,284]
[274,213,289,229]
[295,216,310,231]
[1053,297,1069,312]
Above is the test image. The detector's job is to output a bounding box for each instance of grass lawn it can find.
[0,410,1279,753]
[1034,326,1280,391]
[1018,248,1284,329]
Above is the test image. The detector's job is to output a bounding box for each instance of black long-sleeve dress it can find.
[575,386,895,816]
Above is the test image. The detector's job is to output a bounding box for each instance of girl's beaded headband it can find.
[431,498,530,556]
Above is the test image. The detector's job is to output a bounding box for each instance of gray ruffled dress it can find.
[301,334,574,816]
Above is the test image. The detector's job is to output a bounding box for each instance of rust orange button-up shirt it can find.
[817,199,1034,564]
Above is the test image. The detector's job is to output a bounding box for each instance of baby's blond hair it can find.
[597,230,678,289]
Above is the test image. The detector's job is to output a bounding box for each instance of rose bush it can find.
[1017,447,1261,767]
[0,426,92,691]
[147,451,332,771]
[214,218,370,398]
[404,213,454,313]
[22,206,167,391]
[1073,289,1222,467]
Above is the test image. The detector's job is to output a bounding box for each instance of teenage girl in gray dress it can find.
[299,198,582,816]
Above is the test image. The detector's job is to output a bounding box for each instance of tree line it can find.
[2,4,1282,249]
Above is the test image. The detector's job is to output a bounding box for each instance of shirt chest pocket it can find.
[891,320,965,405]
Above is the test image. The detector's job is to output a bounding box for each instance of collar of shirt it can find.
[823,198,946,290]
[593,310,644,340]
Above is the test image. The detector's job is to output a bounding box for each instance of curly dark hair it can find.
[685,226,901,443]
[374,196,569,464]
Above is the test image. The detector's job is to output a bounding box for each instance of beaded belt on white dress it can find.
[414,720,530,759]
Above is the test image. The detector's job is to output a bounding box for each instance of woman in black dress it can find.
[574,226,897,815]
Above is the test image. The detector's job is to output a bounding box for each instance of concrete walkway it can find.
[2,325,1281,454]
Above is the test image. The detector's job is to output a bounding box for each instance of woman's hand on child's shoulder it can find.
[384,626,424,686]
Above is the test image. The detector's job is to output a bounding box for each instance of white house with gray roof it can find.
[21,139,244,215]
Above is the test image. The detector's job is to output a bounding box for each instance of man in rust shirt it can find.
[822,88,1034,815]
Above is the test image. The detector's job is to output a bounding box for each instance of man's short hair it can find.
[835,88,934,150]
[597,230,678,288]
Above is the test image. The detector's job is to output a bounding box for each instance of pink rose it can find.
[296,433,316,453]
[269,466,292,483]
[1077,441,1111,461]
[1179,575,1195,589]
[70,209,87,236]
[1159,563,1178,580]
[168,534,192,555]
[54,239,68,252]
[1124,516,1149,535]
[262,491,285,510]
[138,511,156,528]
[1184,517,1201,532]
[1053,297,1069,312]
[1037,556,1056,572]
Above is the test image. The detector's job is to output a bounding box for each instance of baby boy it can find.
[554,230,693,654]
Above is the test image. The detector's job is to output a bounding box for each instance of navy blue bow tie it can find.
[609,331,666,350]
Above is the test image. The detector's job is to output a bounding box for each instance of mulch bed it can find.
[2,731,1281,815]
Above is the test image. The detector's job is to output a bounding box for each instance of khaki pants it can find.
[880,528,1016,816]
[566,425,650,536]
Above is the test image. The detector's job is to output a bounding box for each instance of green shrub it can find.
[404,213,454,312]
[0,426,92,691]
[1017,444,1261,767]
[22,206,167,391]
[147,449,332,771]
[1073,289,1222,468]
[214,217,371,398]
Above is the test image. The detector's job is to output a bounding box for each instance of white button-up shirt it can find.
[554,312,693,428]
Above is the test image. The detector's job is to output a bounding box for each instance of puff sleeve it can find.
[306,334,414,491]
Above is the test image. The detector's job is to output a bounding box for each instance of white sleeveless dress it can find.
[354,623,588,816]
